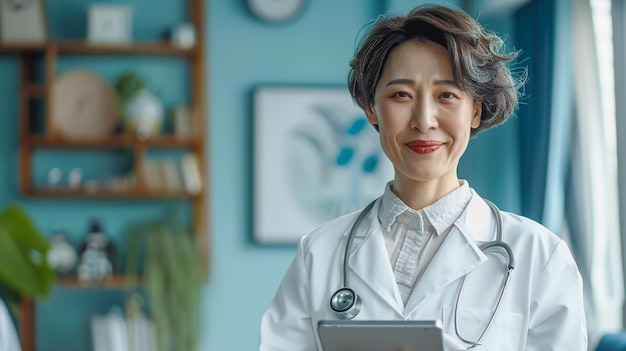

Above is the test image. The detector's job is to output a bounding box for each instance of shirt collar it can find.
[378,180,472,235]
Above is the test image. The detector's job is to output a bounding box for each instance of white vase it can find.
[123,89,164,140]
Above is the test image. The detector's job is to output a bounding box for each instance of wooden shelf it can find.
[0,43,45,53]
[25,135,200,149]
[55,275,143,288]
[24,187,200,199]
[25,84,44,96]
[56,41,196,56]
[7,1,208,350]
[0,40,195,56]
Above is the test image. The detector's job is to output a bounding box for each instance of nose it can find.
[410,98,438,132]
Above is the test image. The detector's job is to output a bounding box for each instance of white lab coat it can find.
[259,190,587,350]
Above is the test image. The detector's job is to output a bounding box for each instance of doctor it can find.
[260,4,587,351]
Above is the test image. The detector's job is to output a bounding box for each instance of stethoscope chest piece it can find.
[330,287,362,320]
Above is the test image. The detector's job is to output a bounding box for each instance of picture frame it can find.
[87,4,132,44]
[0,0,48,43]
[253,86,394,244]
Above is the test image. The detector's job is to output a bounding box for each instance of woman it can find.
[260,4,587,350]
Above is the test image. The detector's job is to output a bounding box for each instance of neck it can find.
[391,177,462,211]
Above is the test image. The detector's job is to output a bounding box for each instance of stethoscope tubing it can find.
[342,199,377,288]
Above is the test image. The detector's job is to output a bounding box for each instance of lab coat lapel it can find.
[404,194,492,315]
[346,201,405,316]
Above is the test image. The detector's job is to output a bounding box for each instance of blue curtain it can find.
[514,0,574,235]
[515,1,625,347]
[514,0,554,224]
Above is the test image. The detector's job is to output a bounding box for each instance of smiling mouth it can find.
[406,140,443,154]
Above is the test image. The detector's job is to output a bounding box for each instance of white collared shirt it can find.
[378,181,472,305]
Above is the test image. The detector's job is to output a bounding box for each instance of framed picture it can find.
[0,0,48,43]
[253,86,394,244]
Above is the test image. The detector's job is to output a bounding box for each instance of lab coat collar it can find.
[404,192,493,314]
[345,199,406,315]
[342,198,382,239]
[344,193,494,317]
[461,190,499,242]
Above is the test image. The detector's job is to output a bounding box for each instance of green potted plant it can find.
[114,70,165,141]
[124,212,201,351]
[0,203,55,318]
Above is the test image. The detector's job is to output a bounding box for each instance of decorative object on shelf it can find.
[123,89,164,140]
[252,86,393,244]
[0,203,55,315]
[115,70,163,140]
[245,0,307,24]
[87,4,132,44]
[0,0,47,43]
[68,167,83,189]
[114,70,145,106]
[77,218,116,286]
[47,167,63,187]
[170,22,195,49]
[46,231,78,276]
[51,69,118,140]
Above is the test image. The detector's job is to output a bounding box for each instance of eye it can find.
[440,92,458,99]
[392,91,411,99]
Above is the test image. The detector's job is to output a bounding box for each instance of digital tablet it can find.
[317,320,444,351]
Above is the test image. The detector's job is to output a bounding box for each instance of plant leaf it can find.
[0,227,47,297]
[0,203,54,297]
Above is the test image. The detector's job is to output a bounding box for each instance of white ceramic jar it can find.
[123,89,163,140]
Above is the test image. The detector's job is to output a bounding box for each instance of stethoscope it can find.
[329,198,516,349]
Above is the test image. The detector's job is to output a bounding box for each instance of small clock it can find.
[51,69,118,140]
[246,0,307,24]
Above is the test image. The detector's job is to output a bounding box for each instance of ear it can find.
[365,106,379,127]
[471,100,482,129]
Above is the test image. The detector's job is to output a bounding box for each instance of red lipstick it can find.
[406,140,443,154]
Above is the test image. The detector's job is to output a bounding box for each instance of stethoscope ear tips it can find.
[330,287,362,320]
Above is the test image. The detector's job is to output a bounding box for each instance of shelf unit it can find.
[21,135,202,199]
[0,1,208,350]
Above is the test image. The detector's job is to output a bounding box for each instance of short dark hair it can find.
[347,5,526,137]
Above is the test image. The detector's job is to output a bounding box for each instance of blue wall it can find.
[203,1,383,349]
[0,0,522,350]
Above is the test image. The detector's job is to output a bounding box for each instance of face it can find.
[366,40,482,197]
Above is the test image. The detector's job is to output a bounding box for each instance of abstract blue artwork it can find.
[253,86,393,243]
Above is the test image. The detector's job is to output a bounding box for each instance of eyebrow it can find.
[385,78,459,87]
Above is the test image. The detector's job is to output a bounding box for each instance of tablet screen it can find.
[317,320,444,351]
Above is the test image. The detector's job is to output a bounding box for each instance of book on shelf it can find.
[91,308,156,351]
[180,152,202,195]
[142,155,201,193]
[160,157,184,191]
[141,158,162,191]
